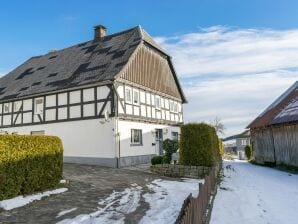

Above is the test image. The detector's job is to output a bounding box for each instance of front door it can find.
[155,129,163,155]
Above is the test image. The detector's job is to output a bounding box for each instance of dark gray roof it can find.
[0,26,144,101]
[271,94,298,125]
[248,81,298,128]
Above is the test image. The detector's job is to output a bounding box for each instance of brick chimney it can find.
[94,25,107,40]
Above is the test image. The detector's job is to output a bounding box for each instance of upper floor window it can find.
[156,96,161,109]
[125,88,132,104]
[4,103,11,113]
[174,102,178,113]
[131,129,142,145]
[169,101,174,112]
[241,139,247,145]
[133,90,139,105]
[35,98,44,114]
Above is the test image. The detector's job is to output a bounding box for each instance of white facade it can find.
[0,82,182,167]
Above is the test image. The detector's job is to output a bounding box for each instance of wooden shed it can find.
[248,81,298,167]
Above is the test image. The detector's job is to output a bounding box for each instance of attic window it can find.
[37,66,46,70]
[49,55,57,59]
[112,50,126,59]
[32,82,41,86]
[19,87,29,91]
[16,68,34,80]
[48,73,58,77]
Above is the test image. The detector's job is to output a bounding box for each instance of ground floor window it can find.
[31,130,45,135]
[131,129,142,145]
[171,131,179,140]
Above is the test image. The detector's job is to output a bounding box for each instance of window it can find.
[156,96,161,109]
[34,98,44,114]
[4,103,11,113]
[125,88,132,103]
[31,130,45,135]
[241,139,247,145]
[14,101,22,111]
[169,101,174,112]
[172,131,179,140]
[133,90,139,105]
[174,102,178,113]
[131,129,142,145]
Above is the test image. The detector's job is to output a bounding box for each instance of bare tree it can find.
[210,117,226,136]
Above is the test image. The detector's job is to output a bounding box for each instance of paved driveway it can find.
[0,164,161,224]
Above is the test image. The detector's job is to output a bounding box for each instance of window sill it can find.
[130,143,143,147]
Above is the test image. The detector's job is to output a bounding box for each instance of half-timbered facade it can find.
[0,25,186,167]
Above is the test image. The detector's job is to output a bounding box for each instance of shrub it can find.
[180,123,220,166]
[0,135,63,200]
[151,155,164,165]
[218,139,224,157]
[162,139,179,164]
[245,145,252,160]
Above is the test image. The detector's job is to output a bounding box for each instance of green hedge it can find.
[151,155,164,165]
[180,123,220,166]
[0,135,63,200]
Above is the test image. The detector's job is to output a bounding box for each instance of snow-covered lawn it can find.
[58,179,200,224]
[0,188,68,210]
[211,160,298,224]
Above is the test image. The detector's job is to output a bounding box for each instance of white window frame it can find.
[4,103,11,113]
[155,96,161,109]
[174,102,178,113]
[171,131,179,140]
[31,130,45,135]
[131,129,142,145]
[169,101,174,112]
[133,89,140,105]
[125,87,132,104]
[241,139,247,146]
[34,98,44,114]
[13,101,22,112]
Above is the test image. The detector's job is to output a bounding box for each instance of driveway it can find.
[0,164,199,224]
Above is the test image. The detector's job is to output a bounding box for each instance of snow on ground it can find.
[58,179,200,224]
[139,178,200,224]
[56,208,78,218]
[58,184,143,224]
[211,160,298,224]
[0,188,68,210]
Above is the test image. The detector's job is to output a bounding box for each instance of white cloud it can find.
[156,26,298,136]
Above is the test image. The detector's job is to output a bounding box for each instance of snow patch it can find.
[140,178,200,224]
[58,185,142,224]
[0,188,68,210]
[56,208,78,218]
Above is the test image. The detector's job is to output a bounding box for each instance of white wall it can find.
[2,118,116,158]
[117,119,180,157]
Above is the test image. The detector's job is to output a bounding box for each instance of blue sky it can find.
[1,0,298,136]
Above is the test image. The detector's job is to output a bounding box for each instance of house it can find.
[247,81,298,167]
[223,130,250,155]
[0,25,186,167]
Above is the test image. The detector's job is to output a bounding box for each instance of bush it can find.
[245,145,252,160]
[180,123,220,166]
[0,135,63,200]
[162,139,179,164]
[151,155,164,165]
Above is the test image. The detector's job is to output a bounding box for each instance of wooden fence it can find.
[175,166,219,224]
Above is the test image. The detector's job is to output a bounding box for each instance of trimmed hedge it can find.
[180,123,220,166]
[151,155,164,165]
[0,135,63,200]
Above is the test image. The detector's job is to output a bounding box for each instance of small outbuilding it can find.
[248,81,298,167]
